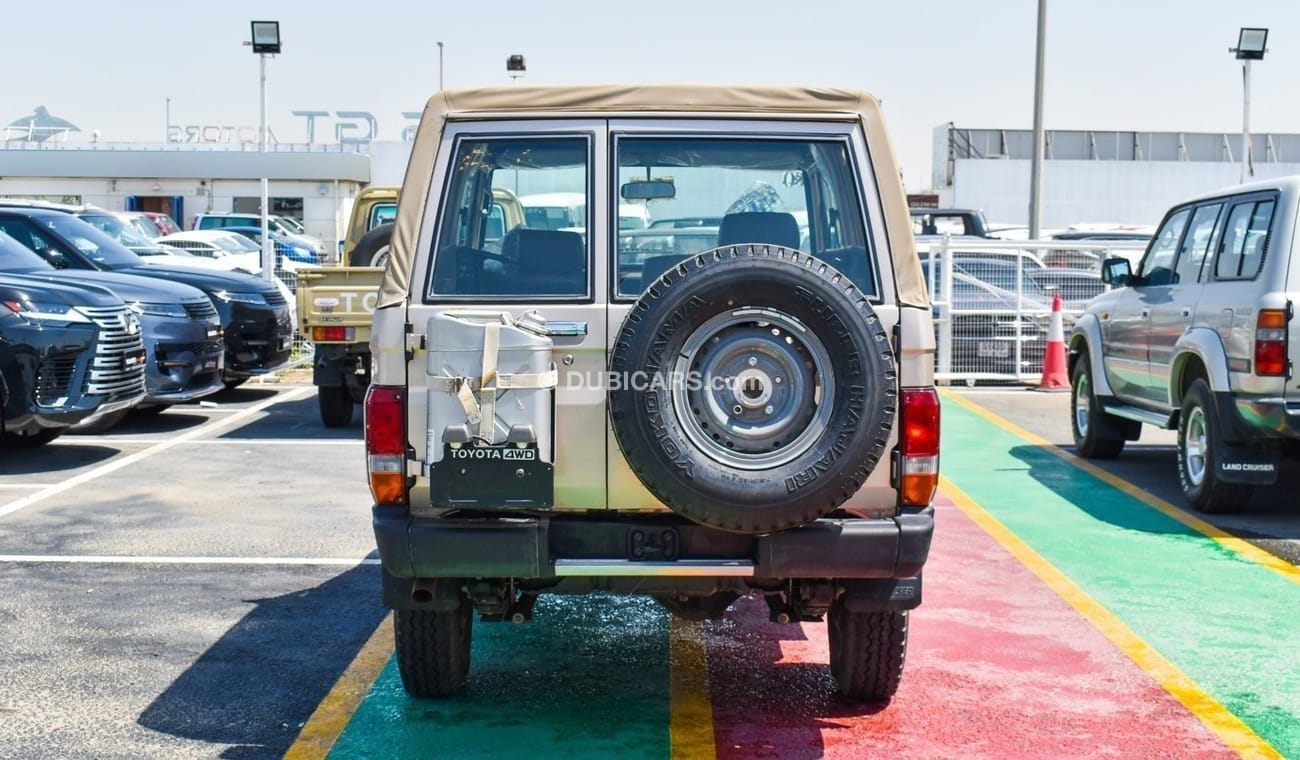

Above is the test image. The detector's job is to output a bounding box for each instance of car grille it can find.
[264,289,287,306]
[79,305,148,397]
[34,353,79,404]
[182,300,219,320]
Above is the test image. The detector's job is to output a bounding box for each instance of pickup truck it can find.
[295,266,383,426]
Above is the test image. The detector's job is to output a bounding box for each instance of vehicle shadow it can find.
[0,443,119,474]
[216,393,361,440]
[1008,443,1300,540]
[137,561,386,759]
[702,594,887,759]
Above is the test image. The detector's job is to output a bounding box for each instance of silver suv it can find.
[1069,177,1300,513]
[366,85,938,702]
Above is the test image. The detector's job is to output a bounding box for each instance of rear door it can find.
[409,120,609,509]
[1147,202,1222,403]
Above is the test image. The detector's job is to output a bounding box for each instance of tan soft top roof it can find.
[382,84,925,308]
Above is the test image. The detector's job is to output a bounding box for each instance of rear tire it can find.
[1,428,64,448]
[394,593,473,698]
[828,601,908,702]
[350,223,393,267]
[318,385,354,427]
[1070,351,1125,458]
[1178,379,1252,513]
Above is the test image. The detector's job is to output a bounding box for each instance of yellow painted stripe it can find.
[941,476,1281,759]
[943,390,1300,587]
[284,614,393,760]
[669,617,717,760]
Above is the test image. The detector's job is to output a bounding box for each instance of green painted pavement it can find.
[943,400,1300,755]
[328,595,671,759]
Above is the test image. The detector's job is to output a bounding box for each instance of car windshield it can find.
[219,234,259,252]
[42,214,146,268]
[78,213,155,249]
[275,216,305,233]
[0,230,54,273]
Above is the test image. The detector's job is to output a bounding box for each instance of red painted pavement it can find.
[704,499,1235,759]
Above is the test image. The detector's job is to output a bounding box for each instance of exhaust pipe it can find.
[411,578,436,604]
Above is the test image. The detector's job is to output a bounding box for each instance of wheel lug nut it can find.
[733,405,744,415]
[747,356,758,367]
[764,405,774,415]
[774,377,782,384]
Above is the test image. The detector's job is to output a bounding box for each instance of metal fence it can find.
[920,236,1147,385]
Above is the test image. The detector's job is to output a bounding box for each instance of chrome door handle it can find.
[545,321,587,337]
[1181,307,1192,318]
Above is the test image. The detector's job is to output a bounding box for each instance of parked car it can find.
[219,226,320,265]
[0,208,292,388]
[0,231,224,425]
[117,211,182,240]
[1069,177,1300,514]
[910,207,993,238]
[194,213,324,256]
[923,259,1051,376]
[342,186,399,262]
[0,273,146,446]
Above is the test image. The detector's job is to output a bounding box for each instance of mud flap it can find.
[1216,445,1280,485]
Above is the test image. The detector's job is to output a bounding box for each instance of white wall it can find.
[950,159,1300,228]
[0,176,363,248]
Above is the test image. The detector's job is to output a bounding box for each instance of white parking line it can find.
[0,387,312,520]
[0,555,380,566]
[0,484,60,489]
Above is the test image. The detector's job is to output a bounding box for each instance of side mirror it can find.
[1100,257,1132,286]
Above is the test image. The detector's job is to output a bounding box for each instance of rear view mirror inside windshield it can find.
[621,179,676,201]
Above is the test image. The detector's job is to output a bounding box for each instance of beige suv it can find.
[1070,177,1300,514]
[365,86,938,702]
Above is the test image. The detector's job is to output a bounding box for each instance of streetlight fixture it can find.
[507,54,526,85]
[1230,27,1268,183]
[437,41,444,91]
[249,20,281,282]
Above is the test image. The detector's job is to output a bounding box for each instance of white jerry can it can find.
[425,311,556,467]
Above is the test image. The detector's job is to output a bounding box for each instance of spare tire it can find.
[609,245,897,534]
[350,222,394,267]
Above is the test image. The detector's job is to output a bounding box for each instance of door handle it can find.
[1141,309,1150,318]
[545,321,588,337]
[1181,307,1192,318]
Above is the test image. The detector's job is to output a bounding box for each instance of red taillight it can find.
[899,387,940,507]
[1255,309,1290,377]
[365,385,408,506]
[311,326,355,342]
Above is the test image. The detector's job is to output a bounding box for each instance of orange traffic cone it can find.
[1036,293,1069,391]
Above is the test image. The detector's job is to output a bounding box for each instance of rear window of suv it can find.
[1215,199,1275,280]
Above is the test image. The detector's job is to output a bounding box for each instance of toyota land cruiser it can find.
[368,86,938,702]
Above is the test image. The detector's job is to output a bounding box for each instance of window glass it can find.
[614,137,870,298]
[1215,199,1274,280]
[368,203,397,229]
[1174,204,1221,285]
[430,137,589,299]
[1139,208,1190,286]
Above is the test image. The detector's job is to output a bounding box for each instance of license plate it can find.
[977,340,1010,358]
[203,358,219,370]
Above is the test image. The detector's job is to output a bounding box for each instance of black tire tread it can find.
[394,602,472,698]
[350,223,394,267]
[317,385,355,427]
[1070,350,1125,459]
[1178,379,1253,514]
[829,603,908,702]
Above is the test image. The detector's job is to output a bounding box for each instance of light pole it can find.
[1027,0,1047,240]
[507,54,526,85]
[437,41,444,90]
[165,97,171,143]
[1230,27,1268,184]
[250,20,281,282]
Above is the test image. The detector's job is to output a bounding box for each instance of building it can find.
[931,124,1300,228]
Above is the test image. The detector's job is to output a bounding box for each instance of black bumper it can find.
[1213,390,1300,443]
[219,301,294,378]
[374,506,934,581]
[1,319,103,434]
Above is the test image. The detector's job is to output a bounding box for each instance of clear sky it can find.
[3,0,1296,190]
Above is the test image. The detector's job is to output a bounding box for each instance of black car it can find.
[0,273,147,447]
[0,209,292,386]
[922,260,1050,377]
[0,231,224,425]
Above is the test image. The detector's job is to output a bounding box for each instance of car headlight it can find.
[128,301,188,318]
[2,300,91,325]
[212,290,268,305]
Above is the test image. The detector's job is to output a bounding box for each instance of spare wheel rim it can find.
[671,307,834,470]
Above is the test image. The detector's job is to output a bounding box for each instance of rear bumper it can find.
[1214,391,1300,442]
[374,505,934,582]
[220,302,294,378]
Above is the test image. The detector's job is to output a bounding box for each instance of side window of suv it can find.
[1139,208,1190,286]
[1175,203,1223,285]
[1215,199,1275,280]
[430,137,590,300]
